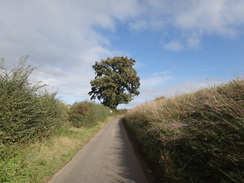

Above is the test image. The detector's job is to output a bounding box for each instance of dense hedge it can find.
[0,56,117,183]
[0,56,68,144]
[68,101,111,127]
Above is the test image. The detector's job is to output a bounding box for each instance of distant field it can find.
[124,78,244,183]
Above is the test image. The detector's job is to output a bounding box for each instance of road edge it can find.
[121,117,158,183]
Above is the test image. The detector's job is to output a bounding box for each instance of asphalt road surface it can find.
[48,117,149,183]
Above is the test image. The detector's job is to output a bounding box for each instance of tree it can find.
[88,56,140,109]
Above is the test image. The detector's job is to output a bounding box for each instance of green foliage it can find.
[124,79,244,183]
[0,56,114,183]
[0,145,31,183]
[0,118,110,183]
[0,56,68,144]
[88,56,140,109]
[69,101,111,127]
[111,108,128,116]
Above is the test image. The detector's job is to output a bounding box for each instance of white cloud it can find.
[129,19,148,31]
[141,71,173,87]
[141,76,170,87]
[165,41,184,51]
[153,71,170,76]
[187,34,200,49]
[130,0,244,50]
[173,0,244,37]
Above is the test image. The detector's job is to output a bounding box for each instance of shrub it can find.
[0,56,70,182]
[69,101,111,127]
[0,56,68,144]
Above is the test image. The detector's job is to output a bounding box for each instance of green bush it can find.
[0,56,68,144]
[0,56,70,182]
[69,101,111,127]
[0,55,117,182]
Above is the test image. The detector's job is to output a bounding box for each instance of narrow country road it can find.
[48,117,149,183]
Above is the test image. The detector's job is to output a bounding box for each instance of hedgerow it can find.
[0,56,68,145]
[124,78,244,183]
[68,101,111,127]
[0,56,116,183]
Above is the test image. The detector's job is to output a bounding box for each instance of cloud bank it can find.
[130,0,244,50]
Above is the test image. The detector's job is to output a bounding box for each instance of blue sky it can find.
[0,0,243,108]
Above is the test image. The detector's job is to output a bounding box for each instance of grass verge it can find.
[1,117,112,183]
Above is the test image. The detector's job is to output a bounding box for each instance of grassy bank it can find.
[124,79,244,183]
[1,98,114,183]
[1,118,112,183]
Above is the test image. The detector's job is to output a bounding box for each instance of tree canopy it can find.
[88,56,140,109]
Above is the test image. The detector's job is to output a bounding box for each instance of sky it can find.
[0,0,243,109]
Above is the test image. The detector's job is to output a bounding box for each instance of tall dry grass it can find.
[124,78,244,183]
